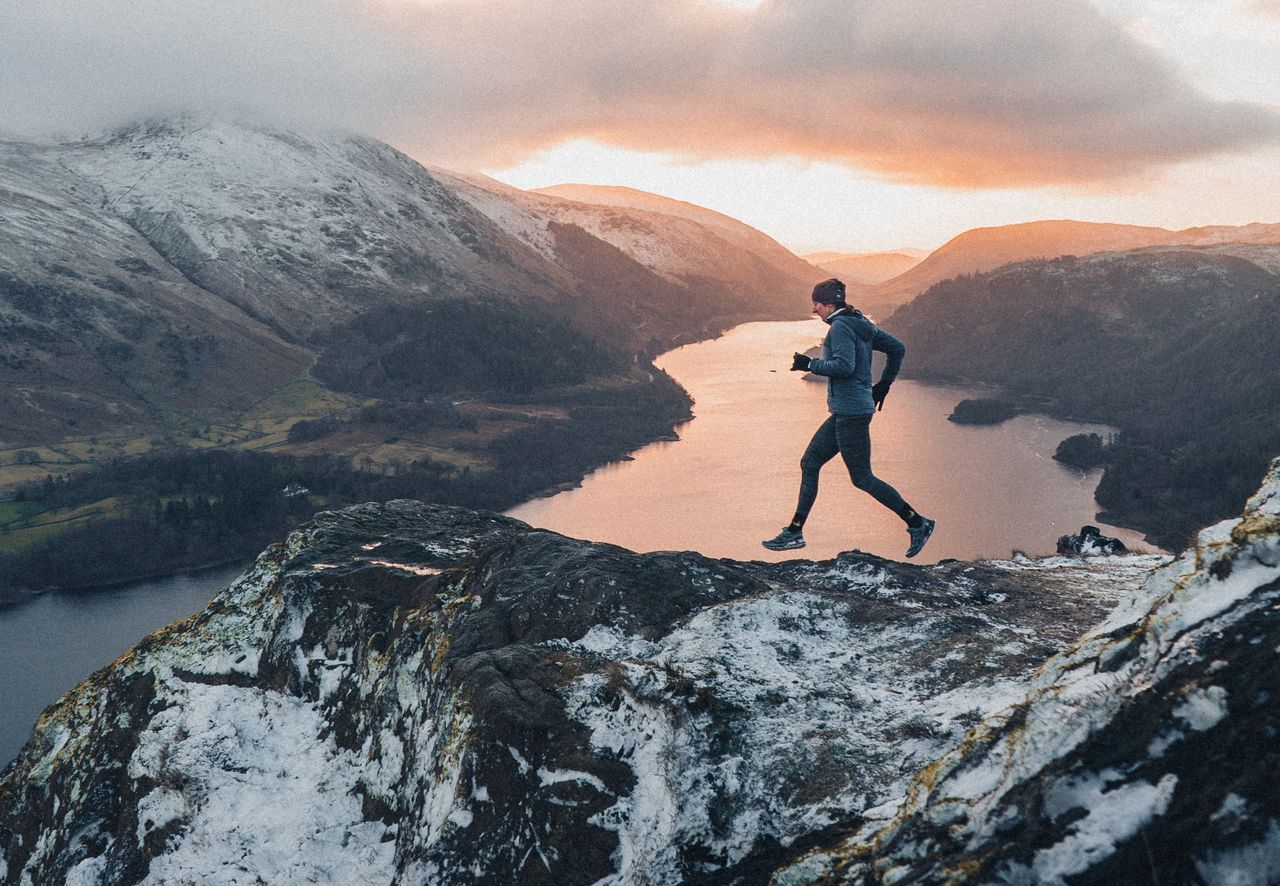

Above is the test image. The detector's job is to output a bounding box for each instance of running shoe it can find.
[906,518,936,558]
[761,527,806,551]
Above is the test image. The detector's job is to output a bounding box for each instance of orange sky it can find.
[4,0,1279,253]
[484,0,1280,252]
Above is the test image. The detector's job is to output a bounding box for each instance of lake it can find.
[0,564,246,767]
[508,320,1149,562]
[0,320,1150,766]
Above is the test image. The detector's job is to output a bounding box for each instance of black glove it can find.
[790,353,811,372]
[872,379,891,411]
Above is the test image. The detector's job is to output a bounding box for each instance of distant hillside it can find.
[886,247,1280,548]
[525,182,823,302]
[866,219,1280,320]
[0,138,311,445]
[804,250,922,284]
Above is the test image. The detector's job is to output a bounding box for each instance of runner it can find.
[762,278,936,558]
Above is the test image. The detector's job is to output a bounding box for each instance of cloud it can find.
[1244,0,1280,17]
[3,0,1278,188]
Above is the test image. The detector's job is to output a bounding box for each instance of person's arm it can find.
[872,328,905,383]
[870,328,905,410]
[807,322,857,378]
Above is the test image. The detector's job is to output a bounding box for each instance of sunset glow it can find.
[3,0,1278,253]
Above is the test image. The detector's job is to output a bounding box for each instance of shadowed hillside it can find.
[886,247,1280,548]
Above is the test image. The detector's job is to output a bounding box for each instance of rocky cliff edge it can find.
[2,460,1278,884]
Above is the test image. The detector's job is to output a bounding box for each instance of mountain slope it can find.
[0,139,309,445]
[863,219,1280,318]
[459,178,821,323]
[57,119,572,342]
[805,250,922,284]
[534,182,818,279]
[885,247,1280,547]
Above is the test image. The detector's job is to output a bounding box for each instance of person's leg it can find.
[834,414,915,522]
[835,414,935,556]
[791,416,839,529]
[763,416,842,550]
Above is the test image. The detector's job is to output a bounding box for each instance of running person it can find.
[762,278,936,557]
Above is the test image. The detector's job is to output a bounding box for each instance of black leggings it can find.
[793,414,913,526]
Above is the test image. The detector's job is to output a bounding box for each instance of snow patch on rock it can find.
[130,681,395,885]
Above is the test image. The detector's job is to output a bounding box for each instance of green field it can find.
[0,498,126,553]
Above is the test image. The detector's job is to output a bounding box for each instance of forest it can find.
[0,372,690,600]
[887,250,1280,549]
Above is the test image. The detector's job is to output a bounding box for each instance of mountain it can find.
[534,183,818,275]
[428,175,820,353]
[2,456,1277,883]
[0,118,814,447]
[885,246,1280,548]
[860,219,1280,319]
[517,183,822,309]
[0,137,310,445]
[52,120,601,343]
[804,250,923,284]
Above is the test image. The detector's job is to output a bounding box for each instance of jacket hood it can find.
[826,306,875,341]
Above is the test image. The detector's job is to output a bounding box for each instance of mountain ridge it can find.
[857,218,1280,318]
[884,246,1280,549]
[2,457,1277,883]
[0,118,816,450]
[804,250,923,285]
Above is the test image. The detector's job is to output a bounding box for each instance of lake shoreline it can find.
[509,321,1151,562]
[898,368,1176,550]
[0,374,694,601]
[0,555,254,611]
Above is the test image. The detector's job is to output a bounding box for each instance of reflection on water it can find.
[509,320,1150,563]
[0,563,244,766]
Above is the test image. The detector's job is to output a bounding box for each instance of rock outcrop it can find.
[777,458,1280,884]
[3,459,1279,884]
[1055,525,1128,556]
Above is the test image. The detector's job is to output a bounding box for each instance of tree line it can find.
[887,251,1280,549]
[1,372,691,598]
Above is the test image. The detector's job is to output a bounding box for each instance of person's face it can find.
[812,300,838,320]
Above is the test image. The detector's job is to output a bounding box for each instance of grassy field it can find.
[0,387,520,551]
[0,377,370,494]
[0,497,127,553]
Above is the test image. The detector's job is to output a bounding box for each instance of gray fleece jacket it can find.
[806,307,905,415]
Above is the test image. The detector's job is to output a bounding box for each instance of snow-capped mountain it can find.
[54,119,572,341]
[0,117,815,446]
[3,454,1276,883]
[530,183,822,286]
[437,174,822,326]
[0,136,310,444]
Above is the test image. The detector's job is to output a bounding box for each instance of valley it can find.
[0,368,690,603]
[0,118,818,600]
[4,115,1279,598]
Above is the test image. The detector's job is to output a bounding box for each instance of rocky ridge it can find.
[782,457,1280,884]
[4,460,1280,883]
